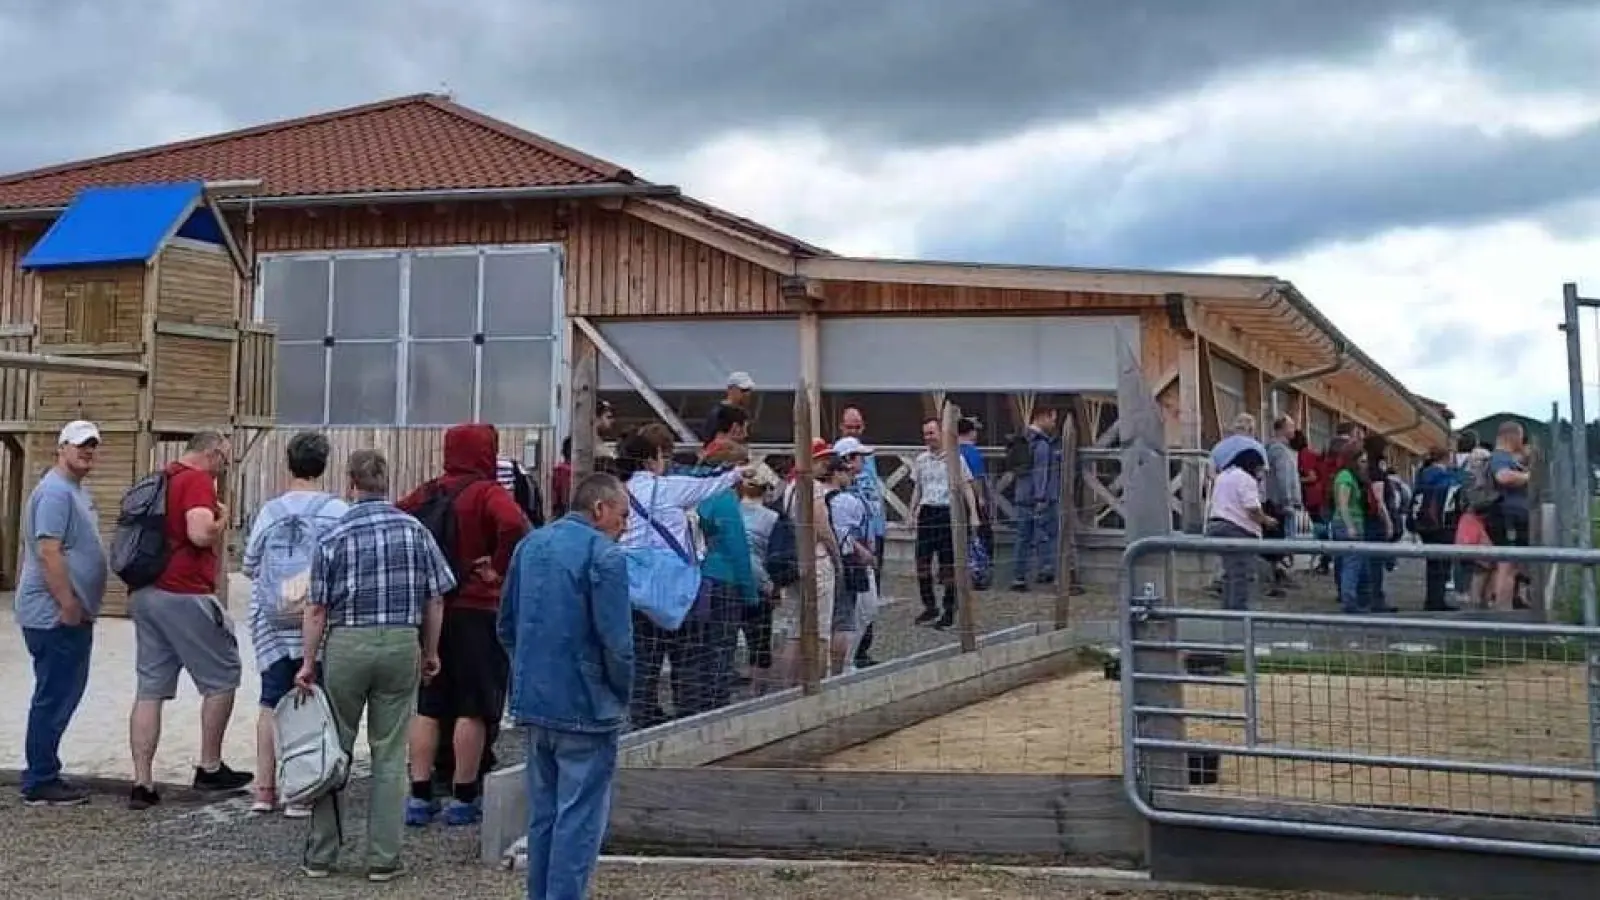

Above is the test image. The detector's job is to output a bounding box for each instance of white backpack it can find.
[274,685,349,807]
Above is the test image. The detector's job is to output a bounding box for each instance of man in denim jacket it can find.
[498,473,634,900]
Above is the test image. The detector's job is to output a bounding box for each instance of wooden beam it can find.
[624,198,796,274]
[793,382,821,693]
[1196,339,1221,447]
[798,311,821,439]
[0,350,146,378]
[941,401,976,653]
[798,256,1275,301]
[569,324,599,480]
[570,316,696,444]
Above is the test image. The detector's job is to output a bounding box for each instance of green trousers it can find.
[305,626,419,872]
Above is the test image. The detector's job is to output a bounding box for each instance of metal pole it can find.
[1560,280,1600,819]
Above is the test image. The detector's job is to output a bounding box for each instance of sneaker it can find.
[934,611,955,629]
[1009,580,1029,593]
[193,762,252,793]
[405,796,438,827]
[301,865,331,879]
[23,779,89,807]
[368,866,403,883]
[443,799,481,826]
[128,784,161,811]
[914,608,939,625]
[283,803,313,819]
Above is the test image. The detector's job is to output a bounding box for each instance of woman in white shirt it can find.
[1204,448,1276,611]
[774,444,844,686]
[614,424,743,727]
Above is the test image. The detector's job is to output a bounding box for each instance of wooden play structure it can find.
[4,181,276,613]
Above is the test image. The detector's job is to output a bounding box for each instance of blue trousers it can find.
[1329,521,1370,613]
[21,624,93,793]
[524,725,620,900]
[1013,501,1060,583]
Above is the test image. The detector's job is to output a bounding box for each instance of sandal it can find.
[250,786,276,814]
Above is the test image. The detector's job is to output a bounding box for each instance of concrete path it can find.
[0,573,370,787]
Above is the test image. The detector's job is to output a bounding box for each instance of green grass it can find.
[1226,635,1591,679]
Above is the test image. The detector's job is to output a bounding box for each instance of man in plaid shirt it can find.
[296,449,452,883]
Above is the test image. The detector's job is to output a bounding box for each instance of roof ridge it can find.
[419,96,632,183]
[0,93,443,188]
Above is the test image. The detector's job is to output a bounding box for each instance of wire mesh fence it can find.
[1123,536,1600,856]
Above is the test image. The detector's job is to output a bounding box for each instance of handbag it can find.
[624,482,705,631]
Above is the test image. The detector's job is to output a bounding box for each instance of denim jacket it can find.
[498,514,634,734]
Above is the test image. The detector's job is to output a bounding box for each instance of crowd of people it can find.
[14,370,1077,897]
[1206,412,1534,614]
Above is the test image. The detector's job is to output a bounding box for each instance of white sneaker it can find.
[283,803,312,819]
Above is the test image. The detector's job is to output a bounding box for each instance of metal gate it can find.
[1120,534,1600,862]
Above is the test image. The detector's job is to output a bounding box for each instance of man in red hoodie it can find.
[397,423,530,827]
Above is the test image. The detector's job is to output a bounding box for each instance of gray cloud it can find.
[1,0,1598,277]
[918,118,1600,269]
[1,0,1594,174]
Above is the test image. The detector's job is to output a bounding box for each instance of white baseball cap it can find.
[832,436,875,458]
[58,420,100,446]
[727,371,756,391]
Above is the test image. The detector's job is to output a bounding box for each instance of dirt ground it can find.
[822,663,1594,818]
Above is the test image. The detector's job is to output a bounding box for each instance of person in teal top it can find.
[681,439,757,715]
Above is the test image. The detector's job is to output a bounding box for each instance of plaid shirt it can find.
[310,498,456,628]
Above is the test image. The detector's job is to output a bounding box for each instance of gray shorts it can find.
[130,587,243,700]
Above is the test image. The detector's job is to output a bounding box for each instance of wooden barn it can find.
[0,93,1451,589]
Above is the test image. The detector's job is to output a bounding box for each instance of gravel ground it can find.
[0,781,1406,899]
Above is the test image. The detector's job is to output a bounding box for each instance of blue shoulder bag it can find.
[624,482,705,631]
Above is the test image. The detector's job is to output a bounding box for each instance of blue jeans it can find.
[1329,521,1369,613]
[21,624,93,793]
[1362,519,1389,608]
[1013,501,1060,583]
[524,725,620,900]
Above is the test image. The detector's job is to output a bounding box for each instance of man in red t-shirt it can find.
[127,431,252,811]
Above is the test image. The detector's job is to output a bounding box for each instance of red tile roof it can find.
[0,94,632,210]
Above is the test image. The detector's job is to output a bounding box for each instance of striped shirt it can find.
[241,491,348,670]
[310,498,456,628]
[496,457,519,494]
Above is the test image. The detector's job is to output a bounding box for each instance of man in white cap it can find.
[699,372,756,444]
[15,420,106,806]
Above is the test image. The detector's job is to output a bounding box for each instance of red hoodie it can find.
[397,423,531,613]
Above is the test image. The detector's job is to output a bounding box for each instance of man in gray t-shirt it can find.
[15,419,106,807]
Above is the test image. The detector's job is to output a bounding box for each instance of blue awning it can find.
[21,181,227,270]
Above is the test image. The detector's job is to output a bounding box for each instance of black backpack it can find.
[764,501,800,589]
[410,478,481,593]
[1004,432,1032,474]
[505,460,545,528]
[111,471,171,590]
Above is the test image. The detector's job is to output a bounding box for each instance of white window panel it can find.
[255,244,564,427]
[818,316,1139,391]
[597,319,800,391]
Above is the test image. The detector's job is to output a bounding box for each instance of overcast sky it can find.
[4,0,1599,423]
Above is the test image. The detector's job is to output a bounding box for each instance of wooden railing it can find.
[723,442,1211,536]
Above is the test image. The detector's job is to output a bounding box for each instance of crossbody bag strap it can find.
[627,479,694,567]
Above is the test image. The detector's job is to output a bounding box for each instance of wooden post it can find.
[570,325,599,480]
[794,382,821,693]
[1119,339,1186,791]
[799,312,822,440]
[1054,410,1079,629]
[1177,341,1206,534]
[942,401,977,652]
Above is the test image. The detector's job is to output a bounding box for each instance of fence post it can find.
[942,401,978,652]
[1118,340,1186,792]
[793,382,821,693]
[1054,410,1079,629]
[1560,280,1600,819]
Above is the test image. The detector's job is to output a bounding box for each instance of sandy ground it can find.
[0,574,372,787]
[822,663,1594,818]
